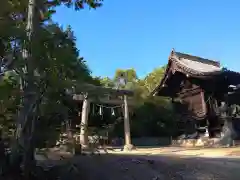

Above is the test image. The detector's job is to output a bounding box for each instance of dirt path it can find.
[37,147,240,179]
[68,154,240,180]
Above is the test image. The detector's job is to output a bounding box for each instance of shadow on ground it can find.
[37,150,240,180]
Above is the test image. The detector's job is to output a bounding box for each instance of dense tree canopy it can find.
[0,0,103,132]
[0,0,104,178]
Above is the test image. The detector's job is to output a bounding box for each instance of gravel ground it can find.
[38,147,240,180]
[70,154,240,180]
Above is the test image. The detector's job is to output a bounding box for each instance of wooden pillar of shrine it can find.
[80,94,90,148]
[123,95,134,151]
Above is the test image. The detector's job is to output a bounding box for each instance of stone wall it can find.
[172,137,221,147]
[172,137,240,148]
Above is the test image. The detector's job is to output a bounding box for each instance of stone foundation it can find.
[172,137,227,148]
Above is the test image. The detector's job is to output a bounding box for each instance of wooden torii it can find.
[73,83,134,151]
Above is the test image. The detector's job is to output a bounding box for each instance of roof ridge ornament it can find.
[169,48,176,60]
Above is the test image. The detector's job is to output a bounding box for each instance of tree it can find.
[143,66,166,94]
[0,0,104,178]
[100,77,115,88]
[114,68,138,83]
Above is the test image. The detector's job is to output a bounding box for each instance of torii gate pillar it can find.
[123,95,134,151]
[80,94,90,148]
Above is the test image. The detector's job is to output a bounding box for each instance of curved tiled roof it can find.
[174,52,220,67]
[151,50,240,96]
[171,51,222,76]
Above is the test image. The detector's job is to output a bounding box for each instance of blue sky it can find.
[53,0,240,78]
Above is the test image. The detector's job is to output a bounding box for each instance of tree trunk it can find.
[67,119,75,154]
[10,91,37,176]
[9,0,40,178]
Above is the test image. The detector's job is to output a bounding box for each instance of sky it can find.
[53,0,240,78]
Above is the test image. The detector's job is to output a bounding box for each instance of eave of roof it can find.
[171,51,222,76]
[174,52,220,67]
[151,50,223,97]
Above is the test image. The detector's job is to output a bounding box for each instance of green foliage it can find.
[99,77,115,88]
[0,0,103,147]
[143,66,166,93]
[114,68,138,82]
[0,1,105,178]
[98,67,178,137]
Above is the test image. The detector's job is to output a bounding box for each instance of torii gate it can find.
[73,83,134,151]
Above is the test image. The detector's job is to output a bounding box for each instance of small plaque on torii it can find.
[115,72,127,89]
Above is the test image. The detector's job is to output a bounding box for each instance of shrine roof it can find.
[151,49,240,97]
[169,51,222,75]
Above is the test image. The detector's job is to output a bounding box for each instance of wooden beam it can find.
[74,83,134,96]
[73,94,135,105]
